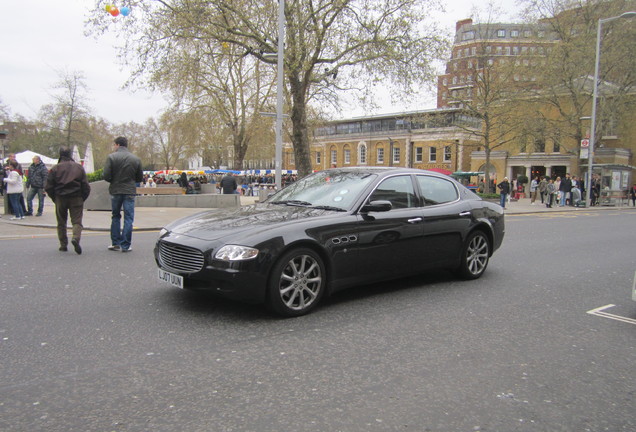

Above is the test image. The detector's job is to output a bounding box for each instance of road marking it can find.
[587,304,636,325]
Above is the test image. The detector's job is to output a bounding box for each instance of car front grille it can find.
[158,241,205,273]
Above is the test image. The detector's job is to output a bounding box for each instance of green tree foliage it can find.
[87,0,448,177]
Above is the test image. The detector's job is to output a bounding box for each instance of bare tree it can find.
[88,0,448,177]
[40,69,92,148]
[520,0,636,156]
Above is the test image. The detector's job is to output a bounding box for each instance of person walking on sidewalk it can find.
[530,176,539,204]
[25,155,49,216]
[538,176,547,204]
[45,147,91,254]
[497,177,510,209]
[103,136,143,253]
[3,160,25,220]
[545,178,556,208]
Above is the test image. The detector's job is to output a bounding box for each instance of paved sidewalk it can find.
[1,195,633,232]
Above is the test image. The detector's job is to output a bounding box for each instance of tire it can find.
[457,230,490,280]
[267,248,326,317]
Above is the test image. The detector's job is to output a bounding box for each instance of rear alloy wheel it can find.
[457,231,490,279]
[267,248,326,317]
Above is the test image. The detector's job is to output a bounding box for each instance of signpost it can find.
[580,138,589,159]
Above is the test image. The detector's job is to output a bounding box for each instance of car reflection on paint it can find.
[155,167,505,316]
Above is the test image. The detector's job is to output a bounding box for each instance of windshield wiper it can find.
[311,205,346,212]
[270,200,313,207]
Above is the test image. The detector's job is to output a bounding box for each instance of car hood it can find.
[165,203,336,241]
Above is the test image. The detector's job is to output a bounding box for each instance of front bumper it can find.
[154,239,269,303]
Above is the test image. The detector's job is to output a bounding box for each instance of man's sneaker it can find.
[9,216,21,220]
[71,238,82,255]
[24,212,33,216]
[59,246,68,252]
[35,213,42,217]
[108,245,121,251]
[121,247,132,253]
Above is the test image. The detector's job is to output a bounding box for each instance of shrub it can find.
[87,169,103,183]
[477,193,500,199]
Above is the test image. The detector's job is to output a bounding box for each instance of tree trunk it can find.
[289,76,312,178]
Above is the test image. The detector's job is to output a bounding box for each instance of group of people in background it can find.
[499,173,586,209]
[140,172,297,196]
[2,136,142,255]
[2,153,48,220]
[498,173,636,208]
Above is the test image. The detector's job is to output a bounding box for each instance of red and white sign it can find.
[581,139,590,148]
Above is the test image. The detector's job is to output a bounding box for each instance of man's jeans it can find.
[560,191,568,206]
[500,193,507,208]
[110,194,135,250]
[27,187,45,215]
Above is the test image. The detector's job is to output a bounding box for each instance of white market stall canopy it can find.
[14,150,58,168]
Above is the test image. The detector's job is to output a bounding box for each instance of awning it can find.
[426,168,453,175]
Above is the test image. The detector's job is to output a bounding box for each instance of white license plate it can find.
[158,269,184,289]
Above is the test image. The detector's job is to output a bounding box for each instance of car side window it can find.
[369,175,417,209]
[416,175,458,205]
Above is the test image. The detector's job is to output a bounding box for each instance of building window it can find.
[415,147,423,163]
[331,149,337,165]
[462,31,475,41]
[497,29,506,38]
[393,147,400,164]
[344,148,351,164]
[511,30,519,37]
[534,138,546,153]
[429,147,437,162]
[471,47,476,56]
[358,142,367,164]
[444,146,452,162]
[377,147,384,163]
[315,151,321,164]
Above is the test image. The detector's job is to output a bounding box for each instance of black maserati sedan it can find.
[155,167,505,316]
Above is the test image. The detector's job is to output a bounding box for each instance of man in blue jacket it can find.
[103,136,143,252]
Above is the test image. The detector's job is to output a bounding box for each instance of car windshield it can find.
[268,171,377,211]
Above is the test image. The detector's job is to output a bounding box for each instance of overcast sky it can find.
[0,0,521,125]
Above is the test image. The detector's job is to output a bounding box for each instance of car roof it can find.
[322,166,451,179]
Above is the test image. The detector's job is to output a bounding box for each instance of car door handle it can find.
[407,217,423,223]
[459,211,471,217]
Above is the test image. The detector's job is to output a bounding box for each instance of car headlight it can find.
[159,228,169,237]
[215,245,259,261]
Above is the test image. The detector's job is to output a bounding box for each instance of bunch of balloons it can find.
[105,4,131,17]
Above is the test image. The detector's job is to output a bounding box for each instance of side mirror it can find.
[361,200,392,213]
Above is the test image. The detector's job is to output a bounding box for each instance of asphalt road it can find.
[1,211,634,432]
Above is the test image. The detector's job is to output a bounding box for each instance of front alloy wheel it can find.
[267,248,325,317]
[458,231,490,279]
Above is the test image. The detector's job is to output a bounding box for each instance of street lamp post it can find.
[274,0,285,190]
[586,11,636,207]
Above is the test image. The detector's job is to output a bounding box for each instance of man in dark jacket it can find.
[103,136,143,252]
[45,147,91,254]
[220,173,238,194]
[497,177,510,209]
[559,173,572,207]
[25,155,49,216]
